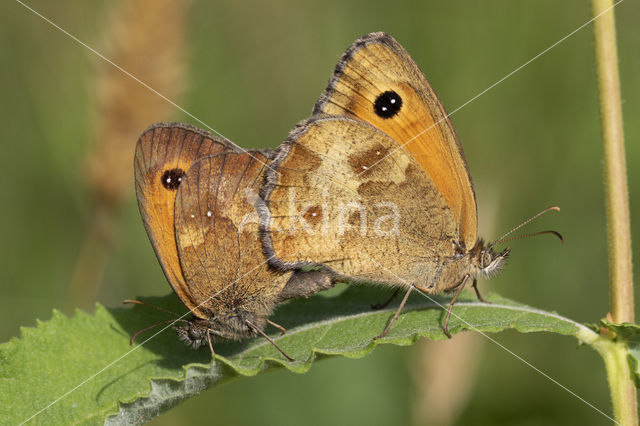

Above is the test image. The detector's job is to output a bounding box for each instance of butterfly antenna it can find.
[493,230,564,246]
[129,319,186,346]
[123,299,181,317]
[489,206,561,249]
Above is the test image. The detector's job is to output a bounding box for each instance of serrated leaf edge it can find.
[106,299,596,423]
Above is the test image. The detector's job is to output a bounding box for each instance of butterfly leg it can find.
[371,288,401,310]
[470,278,490,304]
[267,319,288,336]
[443,274,470,339]
[206,329,216,359]
[373,286,414,341]
[246,319,294,361]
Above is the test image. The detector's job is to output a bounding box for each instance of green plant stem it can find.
[592,0,634,324]
[579,328,636,426]
[592,0,637,424]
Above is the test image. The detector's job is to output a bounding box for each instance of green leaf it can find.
[0,286,594,425]
[599,319,640,387]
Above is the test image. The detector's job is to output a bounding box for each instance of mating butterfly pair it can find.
[134,33,542,360]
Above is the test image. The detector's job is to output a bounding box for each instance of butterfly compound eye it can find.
[161,168,186,190]
[373,90,403,118]
[481,252,493,269]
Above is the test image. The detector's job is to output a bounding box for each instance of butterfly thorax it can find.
[416,239,509,294]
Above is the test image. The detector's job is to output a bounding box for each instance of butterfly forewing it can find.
[313,32,477,249]
[134,123,237,308]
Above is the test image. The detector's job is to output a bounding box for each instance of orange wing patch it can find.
[314,33,477,250]
[134,123,237,310]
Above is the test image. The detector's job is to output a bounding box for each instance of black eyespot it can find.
[374,90,402,118]
[161,168,185,190]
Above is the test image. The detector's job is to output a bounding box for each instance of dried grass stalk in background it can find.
[411,335,483,426]
[410,195,499,426]
[69,0,188,309]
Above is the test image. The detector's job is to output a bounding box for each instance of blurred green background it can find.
[2,1,639,425]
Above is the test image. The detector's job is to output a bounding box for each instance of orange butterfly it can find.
[259,33,558,338]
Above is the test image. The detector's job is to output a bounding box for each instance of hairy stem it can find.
[580,327,637,426]
[592,0,636,424]
[592,0,634,323]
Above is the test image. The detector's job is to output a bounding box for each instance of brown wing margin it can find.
[257,119,329,272]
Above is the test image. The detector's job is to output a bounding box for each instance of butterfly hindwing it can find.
[261,116,460,290]
[175,151,291,327]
